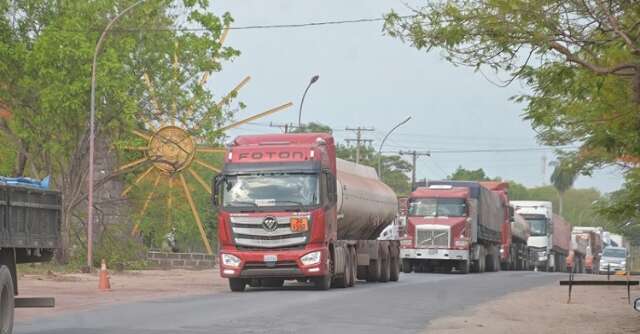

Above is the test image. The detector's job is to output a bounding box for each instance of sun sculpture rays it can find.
[119,26,292,254]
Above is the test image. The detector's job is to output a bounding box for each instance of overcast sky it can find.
[206,0,624,194]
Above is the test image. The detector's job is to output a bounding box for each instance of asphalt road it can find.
[17,271,563,334]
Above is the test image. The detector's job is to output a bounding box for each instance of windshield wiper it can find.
[228,201,258,207]
[274,200,305,211]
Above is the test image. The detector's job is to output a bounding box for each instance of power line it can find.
[55,15,416,33]
[382,146,578,154]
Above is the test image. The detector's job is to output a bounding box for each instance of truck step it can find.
[15,297,55,308]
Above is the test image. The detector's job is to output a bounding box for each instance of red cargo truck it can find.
[400,181,503,274]
[551,214,572,272]
[213,133,400,291]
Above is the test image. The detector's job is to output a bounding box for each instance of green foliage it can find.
[384,1,640,238]
[0,0,237,261]
[0,134,15,175]
[291,122,333,134]
[336,144,412,195]
[447,166,493,181]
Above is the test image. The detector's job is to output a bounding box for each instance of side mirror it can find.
[211,175,222,207]
[634,297,640,312]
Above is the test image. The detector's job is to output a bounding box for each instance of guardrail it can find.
[559,265,638,304]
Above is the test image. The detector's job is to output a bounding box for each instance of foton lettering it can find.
[237,151,306,160]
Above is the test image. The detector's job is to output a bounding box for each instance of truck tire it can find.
[314,274,332,290]
[389,252,400,281]
[458,260,470,274]
[367,246,382,282]
[228,278,246,292]
[0,266,15,334]
[348,247,357,287]
[379,246,390,282]
[332,249,348,289]
[344,250,353,287]
[402,259,412,274]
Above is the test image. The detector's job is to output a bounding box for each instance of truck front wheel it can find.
[0,265,14,334]
[401,259,412,274]
[314,274,332,290]
[228,278,246,292]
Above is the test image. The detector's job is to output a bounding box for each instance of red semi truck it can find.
[213,133,400,291]
[400,181,503,273]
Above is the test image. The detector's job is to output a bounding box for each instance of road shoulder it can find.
[423,275,639,334]
[15,269,226,322]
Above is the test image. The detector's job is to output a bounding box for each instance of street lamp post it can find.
[88,0,146,270]
[297,75,319,128]
[377,116,412,178]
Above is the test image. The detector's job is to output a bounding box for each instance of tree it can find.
[337,144,412,195]
[0,1,236,262]
[291,122,333,134]
[550,160,578,216]
[384,1,640,236]
[447,166,492,181]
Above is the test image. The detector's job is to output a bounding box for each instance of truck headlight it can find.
[400,239,413,247]
[454,239,468,248]
[621,261,626,266]
[300,251,322,266]
[221,253,242,268]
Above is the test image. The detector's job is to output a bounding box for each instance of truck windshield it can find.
[602,248,626,258]
[525,218,547,237]
[408,198,466,217]
[222,173,319,209]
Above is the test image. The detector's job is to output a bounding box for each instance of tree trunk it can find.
[558,192,564,216]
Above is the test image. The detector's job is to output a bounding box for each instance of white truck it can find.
[510,201,571,272]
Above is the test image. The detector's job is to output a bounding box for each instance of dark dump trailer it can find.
[0,178,60,333]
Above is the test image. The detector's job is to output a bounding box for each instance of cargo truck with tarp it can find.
[0,177,60,334]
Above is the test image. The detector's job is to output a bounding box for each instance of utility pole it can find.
[399,150,431,190]
[345,126,374,164]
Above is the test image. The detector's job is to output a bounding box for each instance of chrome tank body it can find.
[335,158,398,240]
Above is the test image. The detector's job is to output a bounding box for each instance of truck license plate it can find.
[428,249,438,255]
[264,254,278,263]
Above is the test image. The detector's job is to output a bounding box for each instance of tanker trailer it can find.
[214,133,400,291]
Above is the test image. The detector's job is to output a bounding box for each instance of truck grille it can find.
[230,215,309,249]
[415,228,449,248]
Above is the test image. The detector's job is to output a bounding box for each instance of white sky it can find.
[206,0,624,194]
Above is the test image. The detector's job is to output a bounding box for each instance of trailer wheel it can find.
[367,246,382,282]
[228,278,246,292]
[0,265,15,334]
[389,252,400,281]
[379,246,390,282]
[348,247,357,286]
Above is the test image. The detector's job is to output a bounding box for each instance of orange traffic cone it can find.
[98,259,111,291]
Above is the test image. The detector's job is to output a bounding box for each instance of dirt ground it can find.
[424,275,640,334]
[15,269,227,321]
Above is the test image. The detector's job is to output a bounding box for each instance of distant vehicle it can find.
[1,177,60,334]
[400,181,503,274]
[213,133,400,291]
[479,182,529,271]
[599,246,628,274]
[510,201,571,272]
[572,226,604,273]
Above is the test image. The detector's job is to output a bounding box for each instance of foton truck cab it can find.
[214,133,400,291]
[401,185,471,273]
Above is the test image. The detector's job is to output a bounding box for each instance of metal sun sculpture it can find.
[119,27,292,254]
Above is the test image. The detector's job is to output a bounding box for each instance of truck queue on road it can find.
[212,133,630,292]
